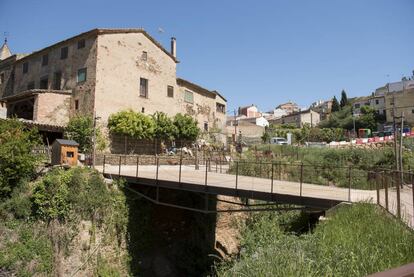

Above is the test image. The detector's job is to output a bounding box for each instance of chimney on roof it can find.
[171,37,176,58]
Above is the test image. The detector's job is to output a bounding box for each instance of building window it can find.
[354,103,360,108]
[66,151,74,158]
[27,81,35,90]
[53,71,62,90]
[375,99,379,105]
[77,39,85,49]
[77,68,87,83]
[216,103,225,113]
[42,54,48,66]
[184,90,194,103]
[412,109,414,114]
[74,100,79,110]
[0,73,4,84]
[22,62,29,74]
[40,76,48,89]
[204,122,208,131]
[141,107,145,113]
[142,51,148,61]
[140,78,148,98]
[60,47,68,59]
[167,85,174,98]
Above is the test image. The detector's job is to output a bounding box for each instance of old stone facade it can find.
[0,29,227,132]
[269,109,320,128]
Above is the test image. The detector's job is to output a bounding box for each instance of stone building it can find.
[238,104,261,118]
[0,29,227,135]
[269,109,320,128]
[384,81,414,124]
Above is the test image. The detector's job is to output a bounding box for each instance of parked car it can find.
[270,137,287,145]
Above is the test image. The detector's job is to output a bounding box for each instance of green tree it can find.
[65,116,94,153]
[0,119,40,199]
[340,90,348,108]
[152,112,177,142]
[173,113,200,141]
[108,110,155,139]
[331,96,340,112]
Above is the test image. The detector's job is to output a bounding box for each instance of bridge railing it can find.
[100,154,414,228]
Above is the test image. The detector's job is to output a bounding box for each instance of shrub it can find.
[0,119,40,199]
[152,111,177,142]
[173,113,200,141]
[108,110,155,139]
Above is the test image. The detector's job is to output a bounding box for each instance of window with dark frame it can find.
[75,100,79,110]
[77,68,87,83]
[77,39,85,49]
[167,86,174,98]
[42,54,48,66]
[22,62,29,74]
[140,78,148,98]
[142,51,148,61]
[60,47,68,59]
[53,72,62,90]
[216,103,225,113]
[375,99,379,105]
[27,81,35,90]
[40,77,48,89]
[66,151,74,158]
[141,107,145,113]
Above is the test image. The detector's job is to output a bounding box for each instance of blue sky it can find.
[1,0,413,112]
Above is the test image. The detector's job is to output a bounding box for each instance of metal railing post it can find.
[376,171,380,205]
[156,157,160,182]
[396,171,401,219]
[102,155,106,174]
[271,162,274,197]
[136,156,139,178]
[348,166,352,202]
[384,173,389,211]
[278,161,282,180]
[179,156,182,184]
[235,161,239,190]
[300,162,304,197]
[118,155,122,176]
[205,159,208,188]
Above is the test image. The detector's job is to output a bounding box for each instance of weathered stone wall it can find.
[34,92,71,125]
[94,33,180,126]
[385,88,414,124]
[10,34,98,118]
[177,83,227,131]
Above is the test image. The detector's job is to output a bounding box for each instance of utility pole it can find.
[392,92,399,172]
[233,109,237,144]
[400,112,404,185]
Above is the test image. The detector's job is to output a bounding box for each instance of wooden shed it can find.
[51,139,79,166]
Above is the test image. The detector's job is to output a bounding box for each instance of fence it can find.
[100,155,414,228]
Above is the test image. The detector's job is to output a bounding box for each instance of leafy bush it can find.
[0,119,40,199]
[0,221,53,276]
[152,111,177,141]
[108,110,155,139]
[173,113,200,141]
[65,115,107,153]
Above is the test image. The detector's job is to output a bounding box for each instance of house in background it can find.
[0,29,227,141]
[310,99,332,120]
[269,109,320,128]
[275,101,300,115]
[238,104,261,118]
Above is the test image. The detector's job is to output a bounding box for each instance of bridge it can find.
[97,154,414,228]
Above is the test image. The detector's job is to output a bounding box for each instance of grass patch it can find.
[217,203,414,277]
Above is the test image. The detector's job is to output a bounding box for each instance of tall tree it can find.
[340,90,348,108]
[331,96,340,112]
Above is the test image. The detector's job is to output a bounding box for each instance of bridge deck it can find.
[98,164,377,210]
